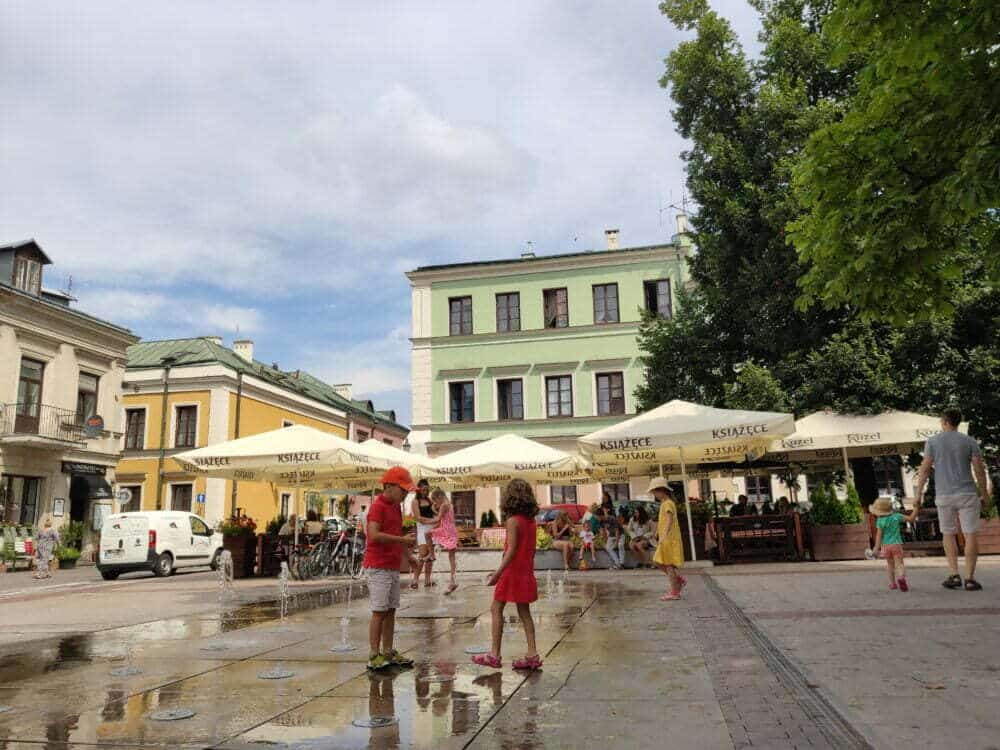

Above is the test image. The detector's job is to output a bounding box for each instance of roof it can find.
[409,242,681,275]
[0,281,135,337]
[0,239,53,265]
[125,337,409,433]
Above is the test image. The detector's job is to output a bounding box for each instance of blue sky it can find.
[1,1,760,425]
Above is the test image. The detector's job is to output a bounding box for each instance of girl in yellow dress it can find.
[648,477,686,601]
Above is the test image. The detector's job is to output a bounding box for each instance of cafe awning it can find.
[70,474,113,501]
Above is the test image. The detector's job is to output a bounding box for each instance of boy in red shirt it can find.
[365,466,418,670]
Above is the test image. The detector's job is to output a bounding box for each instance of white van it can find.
[97,511,223,580]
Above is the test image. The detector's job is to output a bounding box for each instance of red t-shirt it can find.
[363,494,403,570]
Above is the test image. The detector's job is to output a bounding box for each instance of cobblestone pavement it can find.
[0,561,996,748]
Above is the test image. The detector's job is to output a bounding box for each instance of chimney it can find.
[604,229,620,250]
[675,212,691,235]
[233,339,254,362]
[205,336,223,346]
[333,383,353,400]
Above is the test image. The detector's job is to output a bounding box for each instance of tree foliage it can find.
[790,0,1000,318]
[646,0,1000,463]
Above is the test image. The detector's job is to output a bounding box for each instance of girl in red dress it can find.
[472,479,541,670]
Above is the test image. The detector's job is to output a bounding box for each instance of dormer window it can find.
[13,256,42,295]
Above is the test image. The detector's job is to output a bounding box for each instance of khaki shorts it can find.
[366,568,401,612]
[936,493,981,535]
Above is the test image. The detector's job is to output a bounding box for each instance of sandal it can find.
[409,582,419,590]
[471,653,501,668]
[964,579,982,591]
[445,582,458,596]
[942,574,963,589]
[513,655,543,671]
[660,592,681,601]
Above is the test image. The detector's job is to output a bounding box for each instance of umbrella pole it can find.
[679,447,698,563]
[842,448,852,485]
[293,473,300,550]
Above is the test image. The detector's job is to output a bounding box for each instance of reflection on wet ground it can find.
[0,573,713,749]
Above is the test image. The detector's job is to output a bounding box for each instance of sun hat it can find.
[380,466,416,492]
[869,497,894,517]
[647,476,670,494]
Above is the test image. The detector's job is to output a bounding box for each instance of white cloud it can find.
[302,325,412,403]
[73,287,264,336]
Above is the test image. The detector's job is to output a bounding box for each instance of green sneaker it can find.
[367,653,391,671]
[386,649,413,668]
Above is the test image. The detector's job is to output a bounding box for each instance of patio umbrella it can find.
[427,433,589,488]
[764,410,963,476]
[176,425,391,546]
[578,400,796,560]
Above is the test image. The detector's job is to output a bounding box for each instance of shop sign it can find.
[62,461,107,476]
[84,415,105,438]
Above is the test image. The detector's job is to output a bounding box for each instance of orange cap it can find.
[380,466,416,492]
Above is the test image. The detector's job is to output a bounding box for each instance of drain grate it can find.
[702,575,875,750]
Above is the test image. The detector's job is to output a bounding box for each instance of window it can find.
[76,373,99,424]
[449,296,473,336]
[543,288,569,329]
[174,405,197,448]
[745,475,772,506]
[644,279,673,319]
[545,375,573,418]
[495,292,520,332]
[602,483,630,503]
[12,257,41,295]
[280,492,292,518]
[873,456,905,497]
[282,419,294,428]
[16,358,44,420]
[119,485,141,513]
[449,381,475,423]
[383,438,393,445]
[497,379,524,421]
[596,372,625,416]
[190,516,211,536]
[124,409,146,450]
[355,430,369,442]
[452,491,476,527]
[551,486,577,503]
[592,283,619,324]
[170,484,193,512]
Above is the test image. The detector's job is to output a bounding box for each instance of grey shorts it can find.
[936,493,981,535]
[366,568,400,612]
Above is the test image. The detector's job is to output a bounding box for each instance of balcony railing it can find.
[0,403,85,443]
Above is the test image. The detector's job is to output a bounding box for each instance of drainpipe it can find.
[154,357,177,510]
[229,370,244,517]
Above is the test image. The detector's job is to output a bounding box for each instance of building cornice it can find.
[411,413,633,432]
[1,293,138,360]
[406,244,689,285]
[411,320,642,347]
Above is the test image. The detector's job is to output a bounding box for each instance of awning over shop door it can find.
[70,473,114,501]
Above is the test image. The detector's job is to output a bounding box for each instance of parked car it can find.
[97,511,223,580]
[536,503,589,525]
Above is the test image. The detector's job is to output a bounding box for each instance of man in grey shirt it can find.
[914,407,991,590]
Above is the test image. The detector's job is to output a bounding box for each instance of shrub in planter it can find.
[61,520,86,550]
[55,545,81,569]
[265,515,287,537]
[535,526,553,550]
[807,484,869,561]
[218,515,257,578]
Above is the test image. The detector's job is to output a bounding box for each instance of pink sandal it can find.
[660,592,682,601]
[512,655,543,671]
[471,653,502,668]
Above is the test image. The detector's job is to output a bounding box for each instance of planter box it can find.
[224,534,257,579]
[977,517,1000,554]
[58,558,78,570]
[810,523,870,561]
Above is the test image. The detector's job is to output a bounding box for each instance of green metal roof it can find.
[125,337,409,432]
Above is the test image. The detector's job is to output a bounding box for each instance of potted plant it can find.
[219,514,257,578]
[807,484,868,561]
[975,495,1000,554]
[55,545,81,570]
[61,520,86,550]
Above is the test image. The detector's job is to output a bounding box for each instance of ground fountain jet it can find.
[200,550,236,652]
[329,580,358,653]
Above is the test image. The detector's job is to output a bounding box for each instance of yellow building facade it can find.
[115,337,405,529]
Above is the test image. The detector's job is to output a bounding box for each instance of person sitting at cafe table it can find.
[729,495,749,517]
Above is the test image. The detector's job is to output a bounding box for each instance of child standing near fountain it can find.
[364,467,418,671]
[649,477,686,601]
[430,489,460,595]
[472,479,542,671]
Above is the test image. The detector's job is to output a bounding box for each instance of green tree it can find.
[723,363,789,412]
[791,0,1000,319]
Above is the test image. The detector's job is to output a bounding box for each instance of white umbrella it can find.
[578,400,796,560]
[765,410,963,475]
[428,433,588,488]
[176,425,391,547]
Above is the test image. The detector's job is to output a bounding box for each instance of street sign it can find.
[84,415,105,439]
[196,493,206,504]
[117,488,133,504]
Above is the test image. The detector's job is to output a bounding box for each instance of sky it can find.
[1,1,760,426]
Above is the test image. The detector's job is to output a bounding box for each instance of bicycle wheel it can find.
[349,538,365,578]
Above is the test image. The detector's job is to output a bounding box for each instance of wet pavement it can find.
[1,560,997,748]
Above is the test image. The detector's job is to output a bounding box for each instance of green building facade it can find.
[407,226,694,524]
